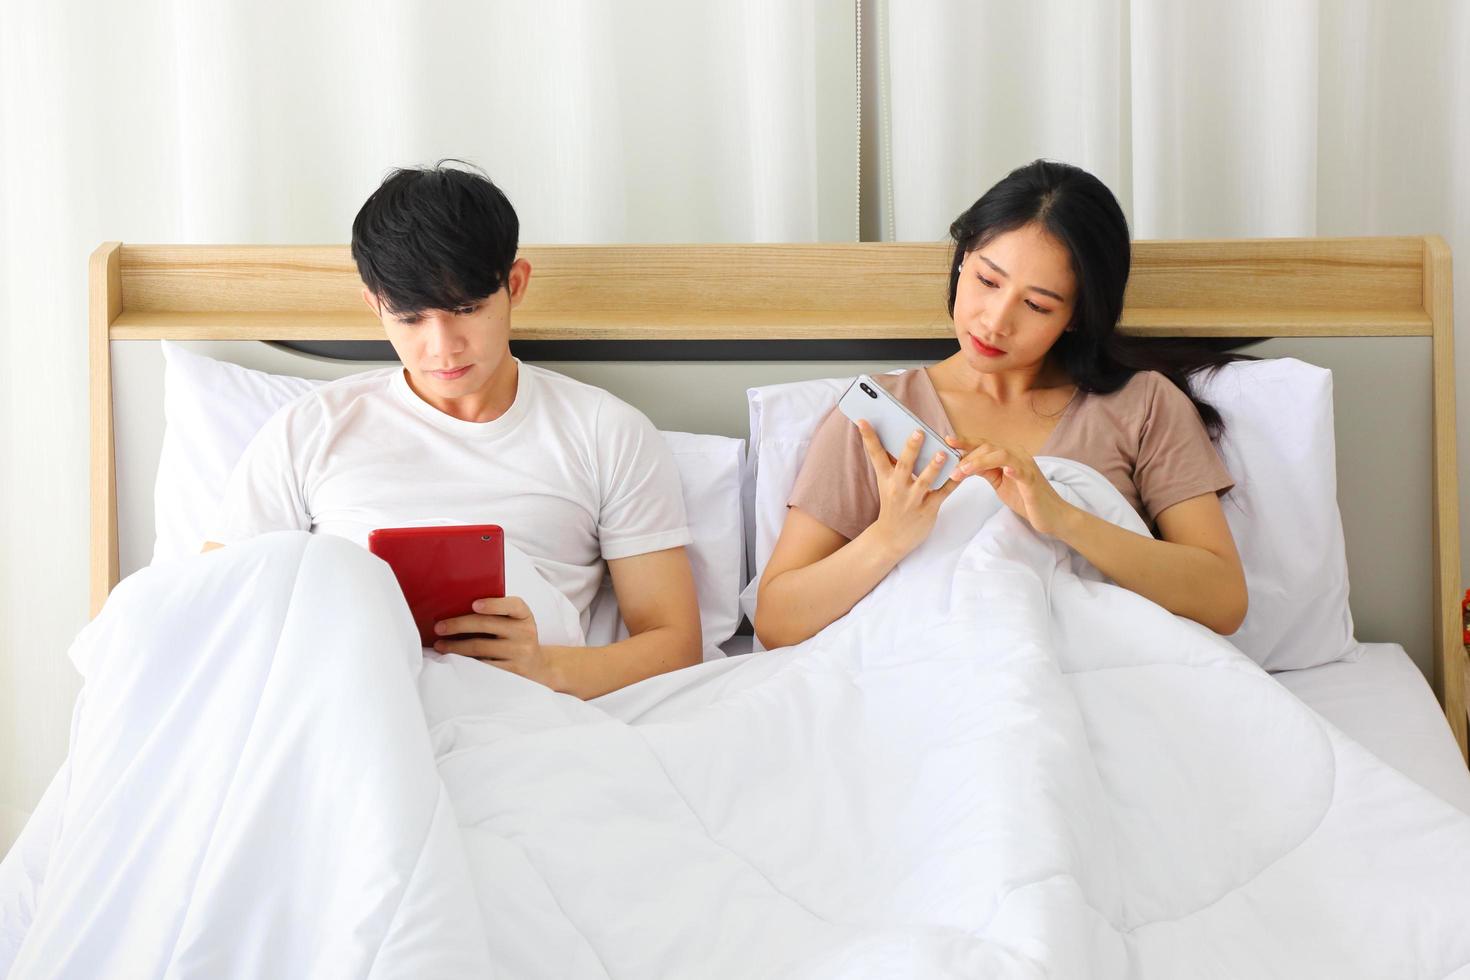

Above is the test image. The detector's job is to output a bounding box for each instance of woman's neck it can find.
[932,352,1072,406]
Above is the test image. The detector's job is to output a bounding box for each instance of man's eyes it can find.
[396,305,477,325]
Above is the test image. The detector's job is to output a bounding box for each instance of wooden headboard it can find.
[87,237,1467,759]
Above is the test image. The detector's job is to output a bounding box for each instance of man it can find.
[204,163,701,698]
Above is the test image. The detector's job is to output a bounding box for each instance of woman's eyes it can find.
[976,273,1052,315]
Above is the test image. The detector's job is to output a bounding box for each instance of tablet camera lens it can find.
[481,535,491,541]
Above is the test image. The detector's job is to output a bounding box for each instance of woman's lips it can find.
[431,365,472,380]
[969,335,1005,357]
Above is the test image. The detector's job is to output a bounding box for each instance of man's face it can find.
[365,258,531,409]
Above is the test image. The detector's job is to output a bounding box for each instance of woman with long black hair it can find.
[755,159,1250,648]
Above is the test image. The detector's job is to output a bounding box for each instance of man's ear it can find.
[361,288,384,318]
[506,258,532,309]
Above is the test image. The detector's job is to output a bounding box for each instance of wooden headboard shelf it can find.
[88,236,1466,760]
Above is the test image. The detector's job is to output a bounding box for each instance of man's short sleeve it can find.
[593,396,692,560]
[209,402,314,546]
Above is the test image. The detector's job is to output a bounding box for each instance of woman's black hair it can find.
[351,160,519,317]
[947,159,1255,437]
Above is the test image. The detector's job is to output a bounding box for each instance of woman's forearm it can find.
[755,528,906,649]
[1052,505,1247,634]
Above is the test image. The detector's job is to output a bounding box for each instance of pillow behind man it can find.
[154,341,745,658]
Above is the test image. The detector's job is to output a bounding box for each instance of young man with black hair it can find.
[204,163,702,698]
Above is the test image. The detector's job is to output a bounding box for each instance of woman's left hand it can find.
[947,437,1075,537]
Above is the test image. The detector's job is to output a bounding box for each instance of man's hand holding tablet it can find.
[431,595,560,688]
[367,524,564,688]
[367,524,507,648]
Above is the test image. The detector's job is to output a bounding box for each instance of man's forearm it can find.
[545,625,702,700]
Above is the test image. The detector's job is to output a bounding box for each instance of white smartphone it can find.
[837,374,962,490]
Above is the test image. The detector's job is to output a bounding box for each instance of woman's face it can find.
[951,223,1077,376]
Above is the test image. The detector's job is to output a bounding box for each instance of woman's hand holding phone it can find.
[856,420,965,560]
[432,596,564,690]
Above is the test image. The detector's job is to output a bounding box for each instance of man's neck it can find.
[405,356,520,423]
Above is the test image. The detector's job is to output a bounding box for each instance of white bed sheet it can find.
[1273,642,1470,816]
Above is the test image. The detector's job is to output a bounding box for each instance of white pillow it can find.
[153,345,320,564]
[582,431,746,659]
[1195,359,1354,670]
[154,341,746,654]
[741,359,1354,670]
[739,374,861,635]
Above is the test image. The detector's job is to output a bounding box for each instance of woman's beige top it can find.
[788,368,1235,540]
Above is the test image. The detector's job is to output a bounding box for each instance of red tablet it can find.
[367,525,506,648]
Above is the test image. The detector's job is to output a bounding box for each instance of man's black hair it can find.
[351,160,519,317]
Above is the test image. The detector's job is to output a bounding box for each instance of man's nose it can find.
[424,316,464,356]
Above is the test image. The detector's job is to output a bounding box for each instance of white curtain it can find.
[0,0,856,849]
[866,1,1469,244]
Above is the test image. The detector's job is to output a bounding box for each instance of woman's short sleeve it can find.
[786,405,882,541]
[1135,372,1236,522]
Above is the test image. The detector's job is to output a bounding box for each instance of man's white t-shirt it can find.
[211,361,692,635]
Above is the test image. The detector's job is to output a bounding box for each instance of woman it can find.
[754,160,1249,649]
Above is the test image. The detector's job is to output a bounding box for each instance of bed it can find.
[4,236,1468,977]
[87,237,1469,755]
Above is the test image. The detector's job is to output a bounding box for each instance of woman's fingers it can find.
[894,429,926,480]
[931,473,965,504]
[915,448,950,490]
[957,444,1005,475]
[855,420,892,475]
[858,421,969,526]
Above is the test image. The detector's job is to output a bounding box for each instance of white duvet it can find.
[5,460,1470,978]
